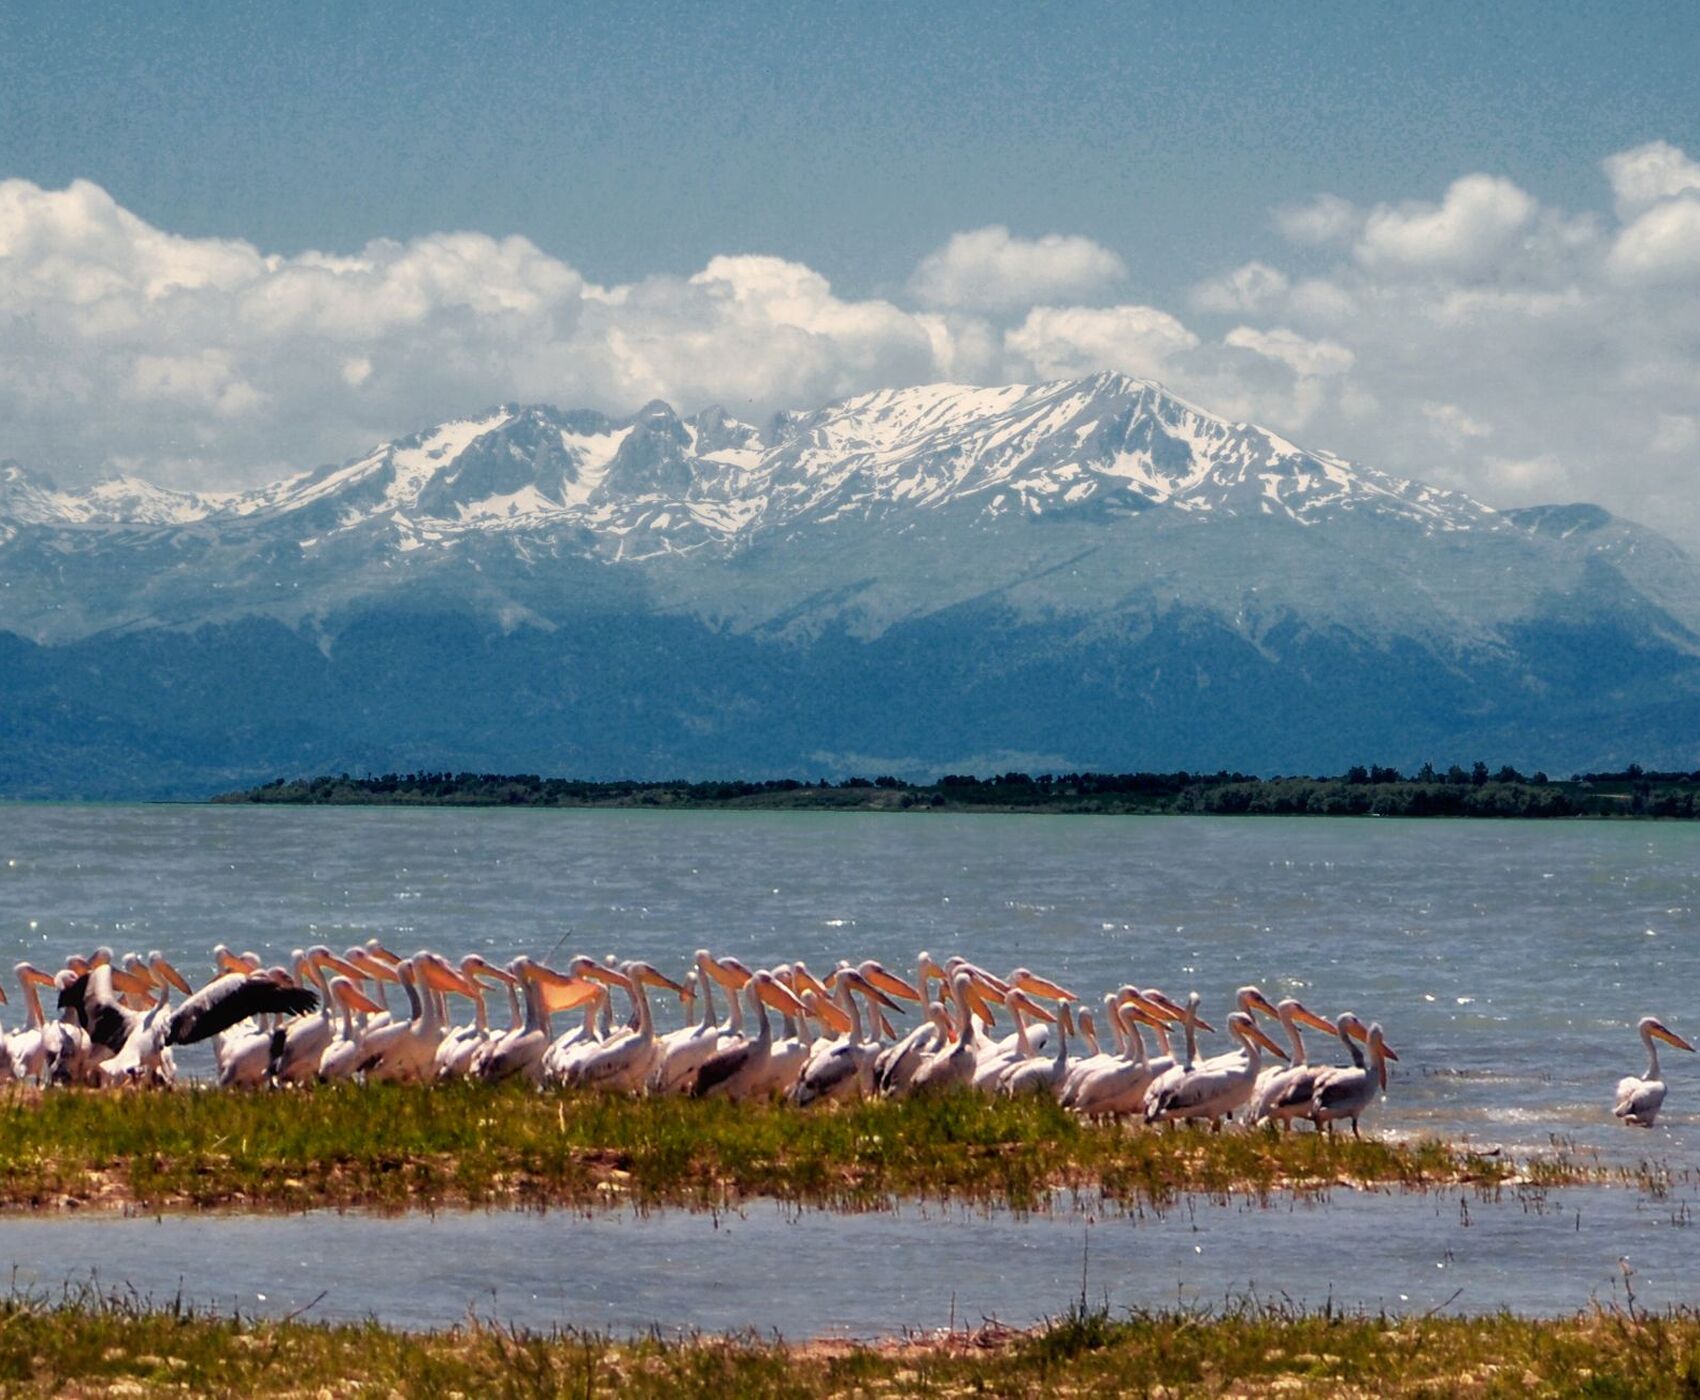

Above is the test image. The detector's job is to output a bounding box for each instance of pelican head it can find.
[1642,1016,1696,1053]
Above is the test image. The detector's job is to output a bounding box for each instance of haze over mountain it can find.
[1,372,1695,797]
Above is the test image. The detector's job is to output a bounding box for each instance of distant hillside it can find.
[4,374,1699,797]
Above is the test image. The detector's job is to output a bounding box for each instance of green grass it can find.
[7,1286,1700,1396]
[0,1082,1588,1214]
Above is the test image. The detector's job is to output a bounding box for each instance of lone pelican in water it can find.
[1614,1016,1694,1128]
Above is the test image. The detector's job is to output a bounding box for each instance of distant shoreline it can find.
[213,767,1700,819]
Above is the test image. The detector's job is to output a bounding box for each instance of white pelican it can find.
[1064,996,1172,1118]
[471,957,591,1084]
[1145,1009,1287,1128]
[871,953,950,1095]
[318,976,387,1080]
[271,948,367,1084]
[971,990,1056,1091]
[1001,1002,1076,1098]
[692,971,809,1101]
[360,954,479,1083]
[6,963,58,1083]
[1140,991,1209,1119]
[434,955,518,1079]
[906,972,990,1098]
[649,953,732,1095]
[1613,1016,1694,1128]
[96,952,194,1085]
[792,970,893,1106]
[1246,999,1338,1128]
[571,961,686,1094]
[1311,1018,1396,1136]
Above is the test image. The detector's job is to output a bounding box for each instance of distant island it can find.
[216,764,1700,818]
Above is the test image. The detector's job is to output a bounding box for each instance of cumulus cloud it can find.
[1002,304,1198,380]
[0,179,948,488]
[1603,140,1700,217]
[1273,194,1360,247]
[1355,174,1536,272]
[1223,326,1354,378]
[6,152,1700,548]
[908,226,1125,312]
[1608,197,1700,282]
[1191,261,1289,315]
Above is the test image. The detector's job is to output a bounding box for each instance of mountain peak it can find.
[0,376,1542,548]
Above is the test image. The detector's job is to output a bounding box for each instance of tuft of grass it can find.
[0,1081,1608,1215]
[7,1286,1700,1396]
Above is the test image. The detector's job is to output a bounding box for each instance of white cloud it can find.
[1273,194,1360,247]
[1191,261,1289,314]
[908,226,1125,312]
[1421,401,1493,449]
[1355,174,1536,272]
[1223,326,1354,378]
[1608,197,1700,282]
[1604,140,1700,217]
[1002,304,1198,380]
[6,156,1700,548]
[0,178,952,489]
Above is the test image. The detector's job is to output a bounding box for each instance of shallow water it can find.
[3,1187,1696,1334]
[1,805,1696,1162]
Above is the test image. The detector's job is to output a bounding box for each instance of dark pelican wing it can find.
[690,1040,752,1097]
[165,974,319,1047]
[57,967,138,1055]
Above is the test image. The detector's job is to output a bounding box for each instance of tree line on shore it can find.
[218,762,1700,818]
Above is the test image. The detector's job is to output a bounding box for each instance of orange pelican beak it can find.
[1013,971,1078,1002]
[1246,1022,1290,1060]
[109,968,153,996]
[1652,1024,1696,1052]
[756,977,808,1018]
[18,965,55,989]
[1343,1019,1398,1060]
[788,964,830,1001]
[351,950,402,982]
[530,963,599,1013]
[709,957,753,991]
[964,982,1000,1028]
[861,962,923,1002]
[424,958,481,998]
[1139,990,1216,1033]
[808,994,854,1036]
[364,941,403,967]
[1007,992,1057,1025]
[335,979,384,1015]
[1292,1003,1337,1035]
[1243,988,1282,1019]
[313,950,365,982]
[149,957,193,995]
[635,965,686,995]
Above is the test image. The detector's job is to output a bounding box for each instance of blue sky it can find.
[2,3,1699,540]
[5,3,1694,298]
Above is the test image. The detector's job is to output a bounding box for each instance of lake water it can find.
[1,805,1698,1327]
[2,1187,1696,1334]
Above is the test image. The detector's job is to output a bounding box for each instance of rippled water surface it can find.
[2,805,1699,1326]
[5,1189,1698,1333]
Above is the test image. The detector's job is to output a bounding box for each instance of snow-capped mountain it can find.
[1,374,1697,796]
[1,373,1495,553]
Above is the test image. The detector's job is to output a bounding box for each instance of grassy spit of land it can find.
[6,1288,1700,1397]
[0,1083,1629,1215]
[215,764,1700,818]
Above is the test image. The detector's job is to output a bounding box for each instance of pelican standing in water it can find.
[1310,1017,1397,1136]
[1614,1016,1695,1128]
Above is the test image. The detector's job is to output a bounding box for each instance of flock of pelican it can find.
[0,943,1404,1135]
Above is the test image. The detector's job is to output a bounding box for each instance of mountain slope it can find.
[1,374,1696,795]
